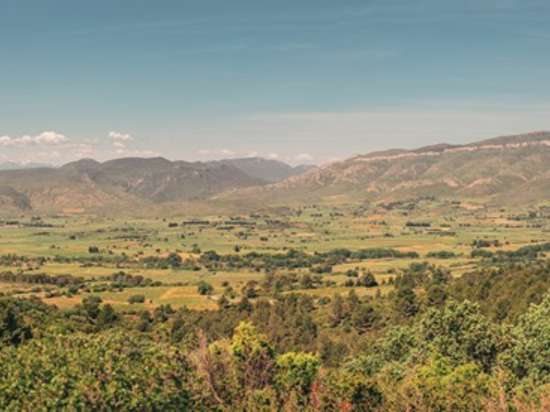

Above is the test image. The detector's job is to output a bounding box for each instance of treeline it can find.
[104,271,162,288]
[0,271,83,286]
[198,248,419,272]
[1,246,420,274]
[0,254,47,266]
[471,242,550,260]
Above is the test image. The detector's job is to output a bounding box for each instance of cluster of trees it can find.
[1,289,548,410]
[0,254,46,267]
[198,248,418,273]
[449,260,550,321]
[105,271,161,288]
[0,270,167,301]
[1,254,549,410]
[472,239,502,248]
[471,242,550,261]
[0,271,83,286]
[141,253,200,270]
[426,250,459,259]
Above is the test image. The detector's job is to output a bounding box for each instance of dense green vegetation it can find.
[1,257,548,410]
[1,202,549,410]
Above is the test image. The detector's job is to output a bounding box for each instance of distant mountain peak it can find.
[206,157,314,182]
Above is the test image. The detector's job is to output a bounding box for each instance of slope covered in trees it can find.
[1,258,549,411]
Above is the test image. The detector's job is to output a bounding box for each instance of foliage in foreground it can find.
[0,289,549,411]
[1,259,549,410]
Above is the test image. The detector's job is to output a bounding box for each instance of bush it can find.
[128,294,146,304]
[427,250,458,259]
[357,272,378,287]
[0,332,195,410]
[197,281,214,295]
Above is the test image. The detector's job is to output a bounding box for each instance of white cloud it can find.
[220,149,236,156]
[0,131,68,147]
[34,131,67,144]
[266,153,279,159]
[109,131,133,141]
[1,130,162,165]
[109,131,133,150]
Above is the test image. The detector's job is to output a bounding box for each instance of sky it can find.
[1,0,550,166]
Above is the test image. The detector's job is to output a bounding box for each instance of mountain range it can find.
[218,131,550,207]
[0,131,549,214]
[0,157,315,214]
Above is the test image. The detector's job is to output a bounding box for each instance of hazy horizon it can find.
[2,128,550,169]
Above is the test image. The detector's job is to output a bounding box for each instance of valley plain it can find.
[2,199,549,311]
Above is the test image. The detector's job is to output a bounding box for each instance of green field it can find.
[2,199,549,310]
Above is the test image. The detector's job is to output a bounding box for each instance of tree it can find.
[0,332,196,410]
[318,369,383,412]
[393,286,419,318]
[331,294,345,326]
[81,295,102,319]
[275,352,320,406]
[167,252,182,268]
[230,321,275,389]
[137,310,152,332]
[500,292,550,382]
[128,294,146,304]
[381,357,491,412]
[97,304,118,327]
[0,301,32,346]
[352,304,379,333]
[357,272,378,288]
[197,281,214,295]
[420,300,500,371]
[153,304,174,323]
[426,284,447,307]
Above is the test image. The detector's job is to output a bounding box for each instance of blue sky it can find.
[1,0,550,165]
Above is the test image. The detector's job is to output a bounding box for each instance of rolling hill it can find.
[216,131,550,207]
[1,131,549,214]
[0,157,266,213]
